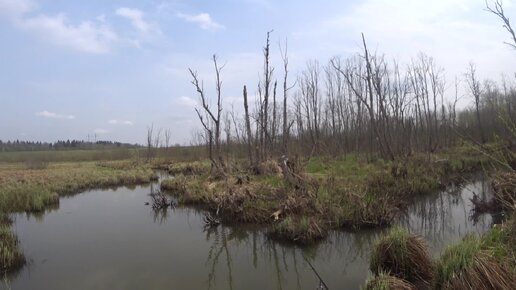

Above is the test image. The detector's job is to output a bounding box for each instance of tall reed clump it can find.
[370,227,434,288]
[363,272,415,290]
[433,234,515,290]
[0,224,25,273]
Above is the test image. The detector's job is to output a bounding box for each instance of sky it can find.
[0,0,515,145]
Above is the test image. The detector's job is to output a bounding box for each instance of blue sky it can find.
[1,0,515,144]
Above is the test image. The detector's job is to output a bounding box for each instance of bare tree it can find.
[164,129,171,150]
[189,55,225,172]
[146,124,154,161]
[486,0,516,49]
[280,39,295,154]
[243,85,254,166]
[466,62,486,144]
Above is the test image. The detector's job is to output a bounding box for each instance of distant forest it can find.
[0,140,140,152]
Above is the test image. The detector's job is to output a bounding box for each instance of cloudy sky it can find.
[1,0,515,144]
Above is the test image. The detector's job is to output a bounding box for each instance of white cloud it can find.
[20,14,117,54]
[94,128,109,134]
[116,7,160,34]
[0,0,34,18]
[176,12,224,30]
[108,119,134,125]
[36,110,75,120]
[176,96,197,107]
[0,0,117,54]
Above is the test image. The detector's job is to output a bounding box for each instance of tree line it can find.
[189,30,515,172]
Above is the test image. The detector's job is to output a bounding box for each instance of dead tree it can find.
[243,85,254,166]
[259,31,274,161]
[164,129,171,150]
[280,39,295,154]
[486,0,516,49]
[189,55,225,172]
[146,124,154,161]
[466,62,486,144]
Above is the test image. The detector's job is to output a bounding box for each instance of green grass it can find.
[481,213,516,271]
[433,232,515,289]
[433,235,481,289]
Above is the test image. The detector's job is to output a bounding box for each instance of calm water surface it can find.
[4,178,493,290]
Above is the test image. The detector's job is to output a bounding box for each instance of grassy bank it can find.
[0,161,157,213]
[365,223,516,290]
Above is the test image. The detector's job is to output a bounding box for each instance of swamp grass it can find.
[433,234,515,290]
[369,227,434,288]
[0,224,25,274]
[363,272,415,290]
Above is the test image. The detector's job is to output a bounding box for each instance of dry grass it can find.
[167,161,210,176]
[364,272,415,290]
[370,227,434,287]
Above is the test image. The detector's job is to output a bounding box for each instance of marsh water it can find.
[5,177,493,290]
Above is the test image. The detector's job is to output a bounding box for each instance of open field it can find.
[0,146,208,164]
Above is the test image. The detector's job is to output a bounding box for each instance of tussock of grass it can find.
[434,234,515,290]
[267,216,327,245]
[0,225,25,273]
[364,272,415,290]
[370,227,434,287]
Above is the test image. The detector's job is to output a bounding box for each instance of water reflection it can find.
[5,177,494,290]
[398,177,492,254]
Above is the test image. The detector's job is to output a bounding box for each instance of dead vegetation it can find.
[149,189,171,210]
